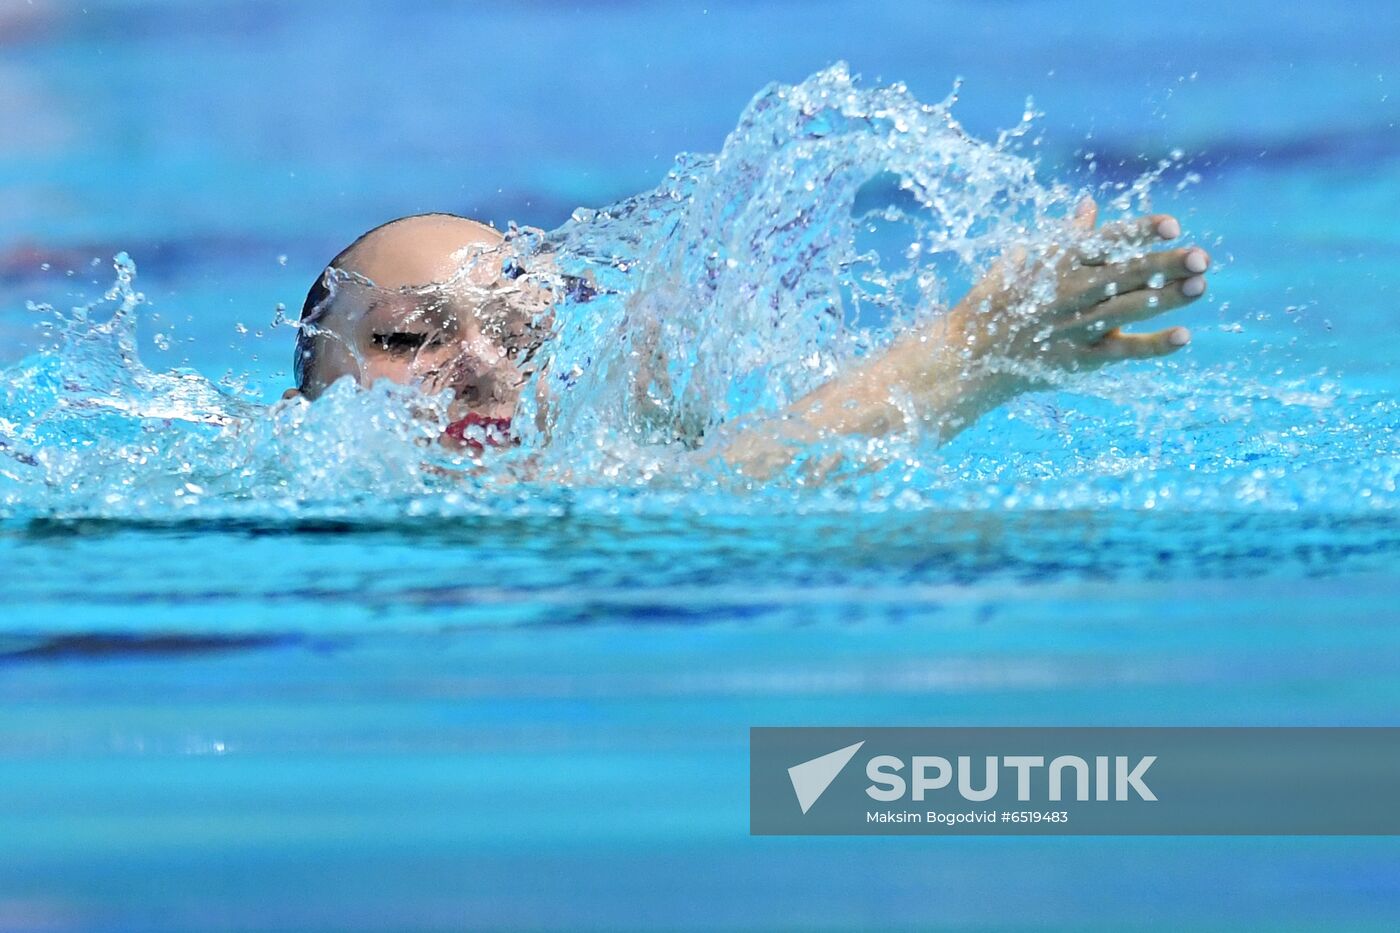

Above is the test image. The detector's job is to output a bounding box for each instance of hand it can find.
[944,199,1210,388]
[718,200,1214,480]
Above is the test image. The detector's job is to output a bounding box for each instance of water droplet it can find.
[1148,272,1166,289]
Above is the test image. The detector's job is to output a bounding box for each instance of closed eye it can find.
[372,331,429,354]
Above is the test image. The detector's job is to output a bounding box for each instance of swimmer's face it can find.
[288,215,552,448]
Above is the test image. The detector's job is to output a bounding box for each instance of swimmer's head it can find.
[286,213,551,444]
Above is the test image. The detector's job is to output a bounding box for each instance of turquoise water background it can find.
[2,0,1399,929]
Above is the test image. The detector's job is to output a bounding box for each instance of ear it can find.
[281,388,302,401]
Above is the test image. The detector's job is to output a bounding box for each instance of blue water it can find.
[2,0,1400,929]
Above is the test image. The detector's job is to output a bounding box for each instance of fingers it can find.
[1062,273,1207,336]
[1076,213,1181,264]
[1101,213,1180,246]
[1073,197,1098,233]
[1060,246,1210,314]
[1089,325,1192,360]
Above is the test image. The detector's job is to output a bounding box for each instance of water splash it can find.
[519,64,1079,464]
[2,64,1395,521]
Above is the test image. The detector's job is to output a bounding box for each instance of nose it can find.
[458,319,509,365]
[417,326,515,406]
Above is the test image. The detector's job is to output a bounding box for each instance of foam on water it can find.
[1,64,1395,521]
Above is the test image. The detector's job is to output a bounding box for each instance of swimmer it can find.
[284,214,536,453]
[283,202,1209,477]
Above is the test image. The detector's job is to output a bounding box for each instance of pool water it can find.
[2,1,1399,929]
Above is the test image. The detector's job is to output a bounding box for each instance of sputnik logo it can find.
[788,741,865,814]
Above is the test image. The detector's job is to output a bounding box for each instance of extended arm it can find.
[718,202,1211,480]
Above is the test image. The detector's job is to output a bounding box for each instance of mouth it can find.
[442,412,513,453]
